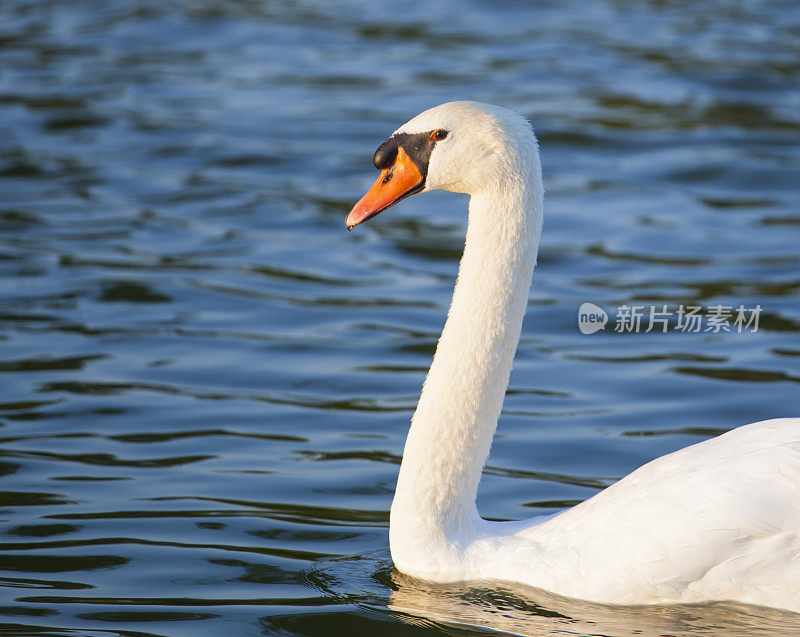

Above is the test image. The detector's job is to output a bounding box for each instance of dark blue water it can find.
[1,1,799,635]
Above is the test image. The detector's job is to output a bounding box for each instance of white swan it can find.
[345,101,800,613]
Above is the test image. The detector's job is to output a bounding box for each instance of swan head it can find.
[346,101,537,230]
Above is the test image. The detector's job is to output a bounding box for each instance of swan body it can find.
[345,101,800,612]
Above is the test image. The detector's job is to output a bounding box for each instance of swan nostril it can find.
[382,171,393,184]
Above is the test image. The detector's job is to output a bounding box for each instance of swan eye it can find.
[431,129,448,142]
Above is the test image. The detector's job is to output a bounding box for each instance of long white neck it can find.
[390,156,543,568]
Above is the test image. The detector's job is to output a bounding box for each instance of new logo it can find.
[578,303,608,334]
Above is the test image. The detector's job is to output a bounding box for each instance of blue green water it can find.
[0,1,799,635]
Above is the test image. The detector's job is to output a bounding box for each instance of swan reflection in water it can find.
[386,569,800,637]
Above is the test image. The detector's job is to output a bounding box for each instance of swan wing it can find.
[493,419,800,608]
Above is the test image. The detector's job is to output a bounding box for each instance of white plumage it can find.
[354,102,800,612]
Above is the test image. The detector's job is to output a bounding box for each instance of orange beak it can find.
[346,146,424,230]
